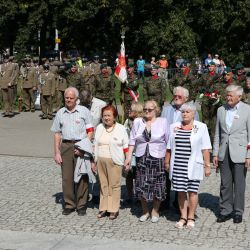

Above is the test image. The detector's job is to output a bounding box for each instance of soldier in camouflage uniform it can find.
[198,61,223,142]
[95,63,114,104]
[21,59,37,112]
[66,62,84,91]
[234,63,246,86]
[90,55,101,76]
[81,58,96,94]
[38,64,56,119]
[223,67,237,85]
[242,77,250,105]
[121,63,139,120]
[143,65,166,107]
[169,61,199,101]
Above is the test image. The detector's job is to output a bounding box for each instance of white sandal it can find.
[175,218,187,229]
[186,218,195,229]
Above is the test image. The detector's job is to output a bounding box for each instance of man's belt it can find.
[62,139,81,143]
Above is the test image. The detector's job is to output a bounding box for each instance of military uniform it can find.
[66,69,84,91]
[144,75,165,107]
[55,75,67,110]
[123,73,139,119]
[81,64,96,93]
[95,73,114,103]
[21,66,37,111]
[242,89,250,105]
[39,71,56,119]
[198,70,222,142]
[0,60,16,116]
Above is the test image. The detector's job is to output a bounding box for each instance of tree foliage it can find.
[0,0,249,66]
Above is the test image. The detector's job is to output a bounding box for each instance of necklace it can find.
[105,124,115,133]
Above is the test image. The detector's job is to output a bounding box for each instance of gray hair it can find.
[246,77,250,83]
[64,87,79,98]
[225,85,243,96]
[180,101,197,113]
[173,86,189,98]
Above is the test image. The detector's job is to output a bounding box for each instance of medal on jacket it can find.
[39,75,46,85]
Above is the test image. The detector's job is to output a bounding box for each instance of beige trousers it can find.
[97,157,122,213]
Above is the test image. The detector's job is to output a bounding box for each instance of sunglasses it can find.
[143,108,155,112]
[173,95,183,99]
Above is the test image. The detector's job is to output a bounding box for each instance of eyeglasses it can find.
[173,95,183,99]
[143,108,155,112]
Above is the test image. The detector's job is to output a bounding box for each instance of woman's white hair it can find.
[225,85,243,96]
[173,86,189,98]
[64,87,79,98]
[180,101,197,113]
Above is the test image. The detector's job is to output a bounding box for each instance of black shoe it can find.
[233,215,242,224]
[41,115,48,120]
[62,208,75,215]
[77,207,87,216]
[92,195,100,205]
[216,214,231,223]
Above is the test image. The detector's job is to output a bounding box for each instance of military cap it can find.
[208,61,216,66]
[224,67,232,74]
[25,58,32,63]
[128,63,134,68]
[70,61,77,67]
[43,64,50,70]
[100,63,107,69]
[235,63,244,70]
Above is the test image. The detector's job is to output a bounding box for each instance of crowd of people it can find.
[1,52,250,228]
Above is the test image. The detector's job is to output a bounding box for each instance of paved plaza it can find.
[0,112,250,249]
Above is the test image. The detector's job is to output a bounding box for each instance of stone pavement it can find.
[0,112,250,250]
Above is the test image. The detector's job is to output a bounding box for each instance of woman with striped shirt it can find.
[165,102,212,229]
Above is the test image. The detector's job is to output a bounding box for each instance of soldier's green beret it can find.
[208,61,216,66]
[100,63,107,69]
[128,63,134,68]
[224,67,232,74]
[235,63,244,70]
[181,60,189,67]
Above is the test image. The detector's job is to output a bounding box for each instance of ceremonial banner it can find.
[115,42,127,83]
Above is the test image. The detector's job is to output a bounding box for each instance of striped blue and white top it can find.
[172,128,200,193]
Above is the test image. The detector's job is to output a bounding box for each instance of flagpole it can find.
[120,29,125,124]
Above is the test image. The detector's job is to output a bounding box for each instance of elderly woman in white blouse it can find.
[165,102,212,229]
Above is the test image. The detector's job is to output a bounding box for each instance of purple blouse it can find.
[129,117,170,158]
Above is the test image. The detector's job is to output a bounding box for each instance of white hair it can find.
[64,87,79,98]
[225,85,243,96]
[173,86,189,98]
[180,101,197,113]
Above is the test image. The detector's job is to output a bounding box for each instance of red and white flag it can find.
[115,42,127,83]
[128,89,139,102]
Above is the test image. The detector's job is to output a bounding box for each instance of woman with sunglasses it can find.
[124,100,170,223]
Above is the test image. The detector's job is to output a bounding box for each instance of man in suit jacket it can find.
[213,85,250,224]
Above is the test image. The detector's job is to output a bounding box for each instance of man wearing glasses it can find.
[161,86,199,211]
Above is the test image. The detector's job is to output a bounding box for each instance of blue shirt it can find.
[51,105,93,140]
[136,59,145,72]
